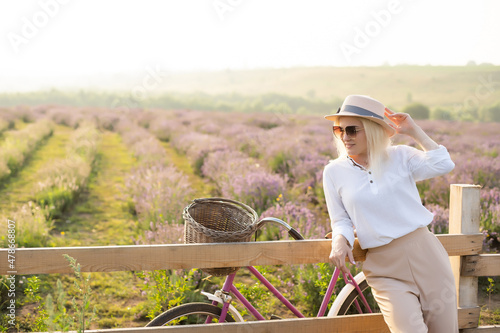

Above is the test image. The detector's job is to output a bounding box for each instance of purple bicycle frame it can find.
[210,265,372,322]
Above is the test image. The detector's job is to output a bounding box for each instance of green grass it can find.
[480,306,500,326]
[83,272,148,329]
[161,142,214,198]
[0,124,73,213]
[53,131,139,246]
[37,270,149,330]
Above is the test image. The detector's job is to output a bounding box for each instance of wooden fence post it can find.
[449,184,481,311]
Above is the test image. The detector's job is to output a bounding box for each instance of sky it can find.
[0,0,499,91]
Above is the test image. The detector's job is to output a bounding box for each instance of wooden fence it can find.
[1,184,500,332]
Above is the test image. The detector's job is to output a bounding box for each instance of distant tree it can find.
[263,102,292,115]
[297,106,309,114]
[402,102,430,120]
[458,108,478,122]
[479,102,500,122]
[431,108,454,121]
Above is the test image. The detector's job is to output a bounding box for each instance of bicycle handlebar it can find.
[256,217,305,240]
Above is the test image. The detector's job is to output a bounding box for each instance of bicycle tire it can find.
[146,302,236,326]
[336,279,379,315]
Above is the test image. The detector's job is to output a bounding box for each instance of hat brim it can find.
[324,112,396,138]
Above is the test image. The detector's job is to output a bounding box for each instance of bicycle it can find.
[145,198,377,326]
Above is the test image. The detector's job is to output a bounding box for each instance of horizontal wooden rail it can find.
[77,307,478,333]
[462,327,500,333]
[461,254,500,277]
[0,234,483,275]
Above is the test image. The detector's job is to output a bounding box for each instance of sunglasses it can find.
[332,126,365,139]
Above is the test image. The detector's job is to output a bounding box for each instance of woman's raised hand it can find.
[384,107,418,136]
[385,107,440,151]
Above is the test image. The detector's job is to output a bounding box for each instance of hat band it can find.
[343,105,383,120]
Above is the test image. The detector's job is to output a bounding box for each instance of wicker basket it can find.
[183,198,259,276]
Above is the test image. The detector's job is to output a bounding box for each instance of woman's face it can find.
[338,117,368,160]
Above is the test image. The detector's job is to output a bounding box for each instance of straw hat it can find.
[324,95,396,137]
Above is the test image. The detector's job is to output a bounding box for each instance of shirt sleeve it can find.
[404,145,455,182]
[323,165,355,248]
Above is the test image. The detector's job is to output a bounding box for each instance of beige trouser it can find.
[363,227,459,333]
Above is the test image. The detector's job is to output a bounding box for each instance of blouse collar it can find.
[347,156,368,171]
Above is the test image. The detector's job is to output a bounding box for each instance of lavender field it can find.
[1,105,499,330]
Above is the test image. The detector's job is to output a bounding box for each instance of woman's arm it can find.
[384,107,455,180]
[384,107,439,151]
[323,166,356,274]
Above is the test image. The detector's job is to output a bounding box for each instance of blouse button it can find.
[370,180,373,183]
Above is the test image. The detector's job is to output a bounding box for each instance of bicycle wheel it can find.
[335,279,379,316]
[146,302,236,326]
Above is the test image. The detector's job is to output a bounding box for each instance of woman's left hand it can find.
[384,107,417,136]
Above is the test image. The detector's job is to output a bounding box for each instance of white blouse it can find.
[323,145,455,249]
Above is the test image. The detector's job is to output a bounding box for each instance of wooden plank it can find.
[1,240,331,275]
[461,326,500,333]
[459,306,481,329]
[449,184,481,312]
[449,185,482,234]
[0,234,482,275]
[77,307,478,333]
[85,314,391,333]
[439,233,483,256]
[461,254,500,277]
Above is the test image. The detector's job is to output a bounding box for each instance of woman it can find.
[323,95,458,333]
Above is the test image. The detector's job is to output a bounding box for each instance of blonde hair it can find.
[333,117,391,178]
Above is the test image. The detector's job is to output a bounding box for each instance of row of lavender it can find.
[142,110,331,239]
[0,121,101,248]
[116,118,192,238]
[0,119,53,184]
